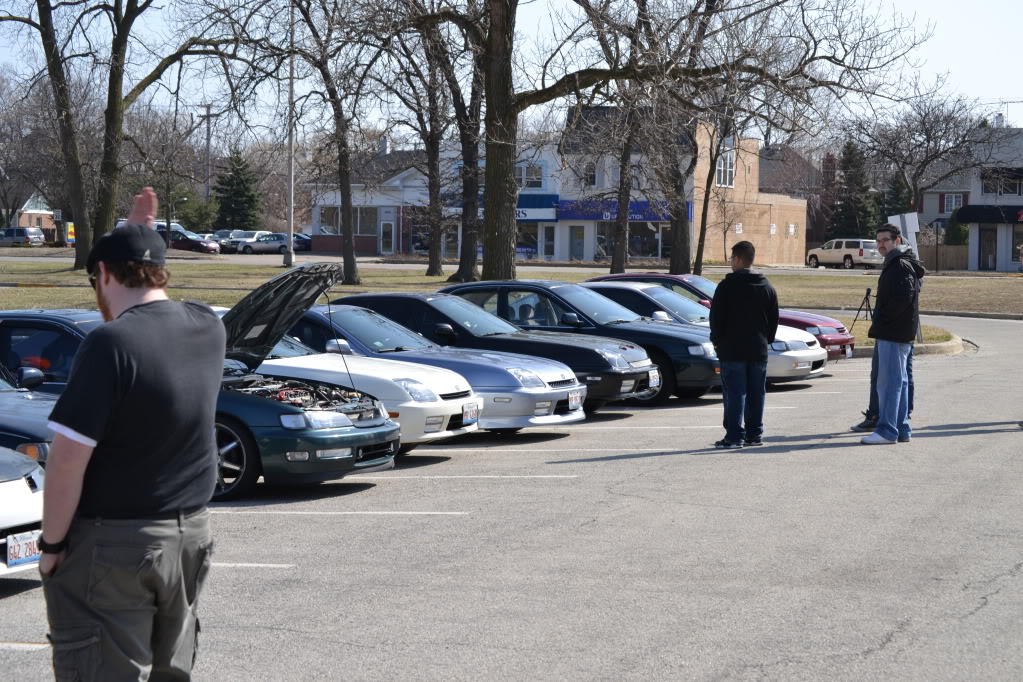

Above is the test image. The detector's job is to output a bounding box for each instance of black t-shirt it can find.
[49,300,226,517]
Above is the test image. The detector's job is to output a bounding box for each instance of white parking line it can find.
[210,510,467,516]
[559,426,720,429]
[0,642,49,651]
[211,562,296,568]
[425,448,688,452]
[355,475,578,479]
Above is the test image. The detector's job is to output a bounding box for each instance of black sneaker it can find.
[744,438,764,447]
[714,439,744,449]
[851,413,878,432]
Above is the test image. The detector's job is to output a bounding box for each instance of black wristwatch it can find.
[39,536,68,554]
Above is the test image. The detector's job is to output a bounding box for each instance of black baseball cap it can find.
[86,223,167,274]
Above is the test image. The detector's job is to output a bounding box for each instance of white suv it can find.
[807,239,883,269]
[0,227,45,247]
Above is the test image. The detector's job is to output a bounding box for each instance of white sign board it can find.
[769,223,777,235]
[735,223,743,234]
[52,209,62,222]
[888,212,920,252]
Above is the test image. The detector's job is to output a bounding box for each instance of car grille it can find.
[447,413,466,431]
[553,399,573,415]
[812,360,825,370]
[439,390,472,401]
[548,379,577,388]
[357,440,395,462]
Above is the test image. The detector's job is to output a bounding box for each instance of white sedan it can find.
[1,447,45,577]
[261,337,484,453]
[767,325,829,383]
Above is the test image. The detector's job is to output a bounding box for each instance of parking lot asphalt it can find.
[1,314,1021,680]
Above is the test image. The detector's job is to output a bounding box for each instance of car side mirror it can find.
[324,338,353,355]
[16,367,45,390]
[559,312,584,327]
[651,310,672,321]
[432,323,456,342]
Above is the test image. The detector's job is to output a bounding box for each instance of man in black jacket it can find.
[861,224,926,445]
[710,241,780,448]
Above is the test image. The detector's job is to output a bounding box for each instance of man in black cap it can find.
[38,188,226,680]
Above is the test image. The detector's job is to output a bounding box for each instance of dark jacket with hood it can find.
[869,244,926,344]
[709,269,780,363]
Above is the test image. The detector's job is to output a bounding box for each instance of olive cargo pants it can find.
[42,509,213,681]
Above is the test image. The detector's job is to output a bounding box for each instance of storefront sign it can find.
[558,199,688,222]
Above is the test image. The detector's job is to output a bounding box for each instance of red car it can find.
[585,272,856,360]
[156,228,221,254]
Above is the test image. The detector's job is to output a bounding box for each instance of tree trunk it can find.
[325,83,360,284]
[610,118,635,274]
[480,0,519,281]
[693,146,719,275]
[668,147,698,274]
[447,139,481,282]
[92,20,132,241]
[35,0,92,268]
[425,133,444,276]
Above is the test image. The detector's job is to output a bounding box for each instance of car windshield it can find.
[26,227,43,236]
[182,231,202,239]
[431,296,520,336]
[684,276,717,299]
[268,335,317,359]
[554,285,640,325]
[645,287,711,321]
[327,307,433,352]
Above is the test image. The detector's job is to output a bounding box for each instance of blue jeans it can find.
[874,340,912,441]
[720,360,768,443]
[868,344,913,418]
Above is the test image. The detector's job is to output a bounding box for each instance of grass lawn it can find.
[831,317,953,348]
[2,260,1020,317]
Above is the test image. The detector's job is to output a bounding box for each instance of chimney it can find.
[378,136,390,156]
[994,112,1005,128]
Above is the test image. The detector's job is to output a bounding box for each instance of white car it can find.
[261,340,484,453]
[212,307,483,452]
[767,325,829,382]
[1,447,45,577]
[806,239,883,269]
[229,231,272,253]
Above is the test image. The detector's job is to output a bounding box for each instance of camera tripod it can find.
[850,287,873,334]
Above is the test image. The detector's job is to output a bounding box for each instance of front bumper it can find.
[817,333,856,360]
[575,367,659,402]
[767,348,828,382]
[383,396,484,445]
[674,356,722,388]
[476,385,587,429]
[253,423,400,484]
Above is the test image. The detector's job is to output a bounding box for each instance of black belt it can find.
[79,505,207,521]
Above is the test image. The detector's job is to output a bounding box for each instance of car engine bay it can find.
[222,373,385,426]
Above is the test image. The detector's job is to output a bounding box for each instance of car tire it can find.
[242,245,254,254]
[674,386,710,400]
[486,428,523,435]
[583,399,606,413]
[213,416,262,500]
[808,255,819,268]
[843,256,854,269]
[278,245,287,254]
[628,351,676,407]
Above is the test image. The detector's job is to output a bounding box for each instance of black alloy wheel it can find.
[628,351,676,406]
[808,255,819,268]
[843,255,854,269]
[242,245,254,254]
[213,417,262,500]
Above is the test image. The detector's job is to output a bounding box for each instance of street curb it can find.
[794,306,1023,321]
[850,334,965,359]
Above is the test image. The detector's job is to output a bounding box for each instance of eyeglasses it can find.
[876,237,895,245]
[88,272,98,290]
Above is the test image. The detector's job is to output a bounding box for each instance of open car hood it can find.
[222,263,344,371]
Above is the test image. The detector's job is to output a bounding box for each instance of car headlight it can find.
[770,341,789,352]
[507,367,546,388]
[279,412,355,429]
[16,442,49,462]
[688,343,716,356]
[787,340,810,351]
[804,326,820,335]
[394,378,440,402]
[596,349,630,369]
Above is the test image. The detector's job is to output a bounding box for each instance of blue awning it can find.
[558,199,689,221]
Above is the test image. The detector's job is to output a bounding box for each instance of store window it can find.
[595,222,615,261]
[318,206,379,235]
[516,224,539,260]
[628,222,659,258]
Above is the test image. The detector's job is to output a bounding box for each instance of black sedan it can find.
[335,292,659,411]
[438,280,720,404]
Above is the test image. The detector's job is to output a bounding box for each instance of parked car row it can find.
[0,227,46,247]
[0,263,855,567]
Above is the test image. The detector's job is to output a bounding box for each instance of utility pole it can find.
[203,104,213,202]
[283,2,296,267]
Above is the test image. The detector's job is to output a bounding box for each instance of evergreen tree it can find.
[214,148,261,230]
[830,140,879,238]
[943,207,969,246]
[879,173,912,219]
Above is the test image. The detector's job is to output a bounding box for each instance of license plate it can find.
[6,530,41,569]
[648,369,661,388]
[462,402,479,424]
[845,346,853,359]
[568,390,582,409]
